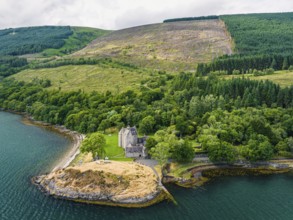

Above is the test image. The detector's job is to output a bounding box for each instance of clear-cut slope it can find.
[74,20,233,71]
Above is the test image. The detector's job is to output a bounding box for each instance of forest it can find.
[0,26,72,78]
[0,73,292,163]
[0,56,28,78]
[197,13,293,75]
[0,26,110,78]
[0,26,73,56]
[221,13,293,56]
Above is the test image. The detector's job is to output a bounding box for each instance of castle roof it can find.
[130,127,137,135]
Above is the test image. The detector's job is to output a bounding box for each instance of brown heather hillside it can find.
[74,20,233,72]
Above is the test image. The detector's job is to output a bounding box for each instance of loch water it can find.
[0,111,292,220]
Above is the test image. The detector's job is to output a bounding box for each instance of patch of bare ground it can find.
[74,20,232,71]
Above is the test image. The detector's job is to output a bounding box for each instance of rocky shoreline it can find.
[163,160,293,188]
[33,175,167,208]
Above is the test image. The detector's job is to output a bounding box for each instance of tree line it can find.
[197,54,293,75]
[164,16,219,23]
[31,58,138,70]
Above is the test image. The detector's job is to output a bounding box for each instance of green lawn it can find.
[104,133,133,161]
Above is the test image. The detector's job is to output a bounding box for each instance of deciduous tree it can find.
[81,132,106,159]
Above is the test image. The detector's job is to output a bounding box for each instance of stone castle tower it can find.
[118,126,147,158]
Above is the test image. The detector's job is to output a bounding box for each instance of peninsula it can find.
[34,161,169,208]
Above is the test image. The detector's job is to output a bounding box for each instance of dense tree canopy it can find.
[172,140,194,163]
[0,26,73,56]
[0,56,28,77]
[221,13,293,56]
[197,13,293,75]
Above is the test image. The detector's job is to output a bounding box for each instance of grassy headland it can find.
[35,161,168,208]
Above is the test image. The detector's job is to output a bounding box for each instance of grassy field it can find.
[12,64,150,93]
[221,70,293,87]
[74,20,232,72]
[253,71,293,87]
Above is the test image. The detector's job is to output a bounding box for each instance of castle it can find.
[118,126,147,158]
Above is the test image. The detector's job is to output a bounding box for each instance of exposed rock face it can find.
[34,161,167,207]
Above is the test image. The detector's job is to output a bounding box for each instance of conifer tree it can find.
[270,58,277,70]
[282,57,289,70]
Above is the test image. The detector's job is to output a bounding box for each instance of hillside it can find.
[74,19,233,71]
[0,26,72,56]
[0,26,110,78]
[11,19,233,90]
[41,27,111,57]
[0,26,110,57]
[7,13,293,89]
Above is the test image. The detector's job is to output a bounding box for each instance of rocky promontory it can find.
[33,161,169,208]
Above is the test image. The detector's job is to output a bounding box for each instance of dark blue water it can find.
[0,111,293,220]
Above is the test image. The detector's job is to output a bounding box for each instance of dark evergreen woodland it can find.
[198,13,293,75]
